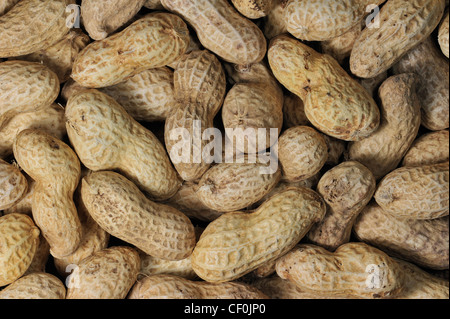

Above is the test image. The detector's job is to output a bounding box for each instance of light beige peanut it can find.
[128,274,269,299]
[353,202,449,270]
[0,272,65,299]
[392,37,449,131]
[350,0,446,78]
[231,0,274,19]
[138,252,197,281]
[191,187,326,282]
[66,246,140,299]
[438,12,449,58]
[72,12,190,88]
[81,0,147,40]
[282,92,309,129]
[144,0,163,9]
[166,32,202,69]
[278,126,328,182]
[0,103,66,159]
[2,175,33,216]
[13,129,82,258]
[196,159,281,212]
[61,78,88,102]
[66,89,181,201]
[307,161,376,251]
[275,242,405,299]
[347,73,422,180]
[285,0,385,41]
[0,0,74,58]
[0,159,27,210]
[0,60,60,130]
[23,233,50,275]
[374,162,449,220]
[263,0,288,39]
[0,0,20,16]
[160,0,266,66]
[13,30,90,83]
[402,130,449,167]
[321,23,362,65]
[165,50,226,181]
[81,171,196,260]
[0,213,40,286]
[268,35,380,141]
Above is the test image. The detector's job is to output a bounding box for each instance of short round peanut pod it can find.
[0,272,65,299]
[402,130,449,167]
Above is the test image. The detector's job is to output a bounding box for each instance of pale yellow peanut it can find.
[392,37,449,131]
[196,160,281,212]
[0,272,65,299]
[2,175,33,216]
[0,159,27,210]
[0,213,40,286]
[402,130,449,167]
[0,103,66,159]
[321,23,362,65]
[0,60,60,130]
[81,171,196,260]
[268,35,380,141]
[353,202,449,270]
[275,242,405,299]
[0,0,20,16]
[438,12,449,58]
[374,162,449,220]
[0,0,74,58]
[263,0,288,39]
[231,0,274,19]
[66,246,140,299]
[81,0,147,40]
[166,32,202,69]
[66,89,181,201]
[13,129,82,258]
[347,73,422,180]
[191,187,326,282]
[128,274,269,299]
[160,0,266,66]
[350,0,446,78]
[23,233,50,275]
[278,126,328,182]
[307,161,376,251]
[138,252,197,280]
[72,12,190,88]
[61,78,88,102]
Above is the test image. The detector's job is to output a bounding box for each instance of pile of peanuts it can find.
[0,0,449,299]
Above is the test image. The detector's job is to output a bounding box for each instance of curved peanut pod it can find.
[350,0,446,78]
[354,202,449,270]
[0,213,40,286]
[0,0,74,58]
[276,242,405,299]
[191,187,326,282]
[438,12,449,58]
[128,274,269,299]
[160,0,266,65]
[307,161,376,251]
[0,272,65,299]
[402,130,449,167]
[72,12,190,88]
[138,252,197,280]
[374,162,449,220]
[65,89,181,201]
[348,73,421,179]
[66,246,140,299]
[0,159,28,210]
[81,171,196,260]
[268,35,380,141]
[13,129,82,258]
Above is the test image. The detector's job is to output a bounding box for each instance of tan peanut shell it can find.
[282,92,309,129]
[268,35,380,141]
[374,162,449,220]
[276,242,405,299]
[2,175,34,216]
[66,246,140,299]
[307,161,376,251]
[0,272,65,299]
[139,252,197,280]
[0,213,40,286]
[402,130,449,167]
[23,233,50,275]
[438,12,449,58]
[0,103,66,159]
[322,134,346,166]
[144,0,163,9]
[0,159,28,210]
[320,23,362,65]
[81,0,147,40]
[0,0,74,58]
[392,37,449,131]
[72,12,190,88]
[263,0,288,39]
[191,187,326,282]
[350,0,446,78]
[231,0,274,19]
[347,73,422,180]
[61,78,88,102]
[13,129,82,258]
[128,274,268,299]
[353,202,449,270]
[196,160,281,212]
[356,71,388,98]
[278,126,328,182]
[0,60,60,130]
[0,0,20,16]
[160,0,266,65]
[65,89,181,201]
[81,171,196,260]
